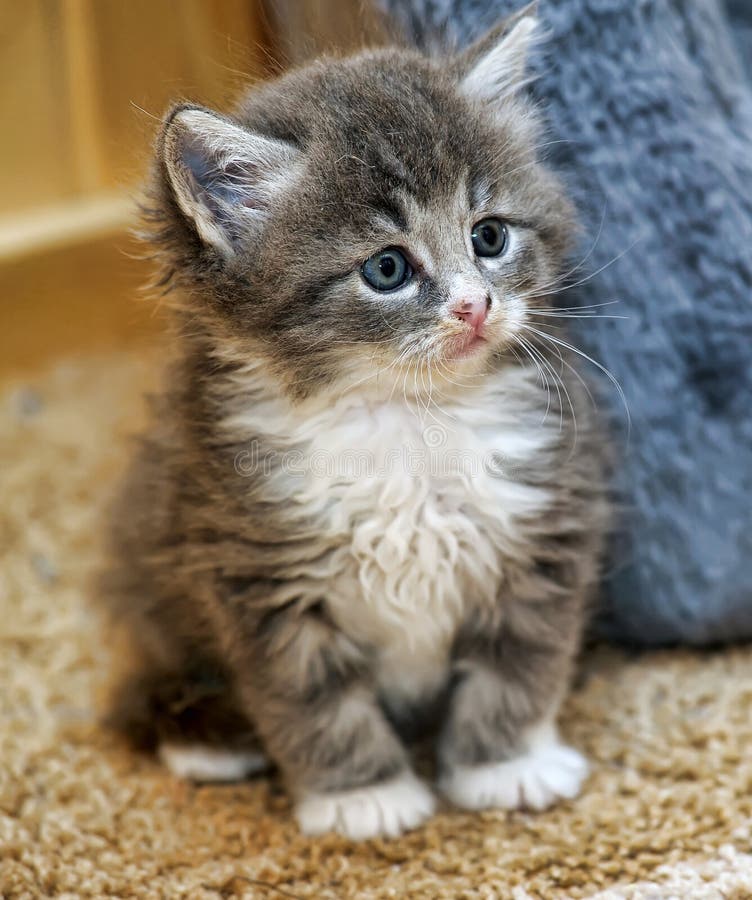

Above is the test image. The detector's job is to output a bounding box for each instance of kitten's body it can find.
[104,11,609,839]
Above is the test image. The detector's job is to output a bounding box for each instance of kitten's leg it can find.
[438,592,588,812]
[159,743,269,782]
[233,605,435,840]
[108,658,270,782]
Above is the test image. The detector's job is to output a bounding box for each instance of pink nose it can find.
[452,296,490,332]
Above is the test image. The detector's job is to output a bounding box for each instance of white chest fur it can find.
[226,365,555,700]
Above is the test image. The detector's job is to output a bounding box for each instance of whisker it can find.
[501,201,611,302]
[526,311,629,320]
[522,332,591,461]
[523,323,631,438]
[532,300,624,313]
[525,329,597,413]
[518,234,645,306]
[517,334,555,428]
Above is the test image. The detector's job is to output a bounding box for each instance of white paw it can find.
[295,772,436,840]
[159,743,269,782]
[440,743,589,812]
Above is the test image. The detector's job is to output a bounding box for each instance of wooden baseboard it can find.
[0,194,164,378]
[0,193,134,264]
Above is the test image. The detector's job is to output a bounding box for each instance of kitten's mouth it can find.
[446,329,489,360]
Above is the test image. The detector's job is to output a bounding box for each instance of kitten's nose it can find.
[452,295,490,331]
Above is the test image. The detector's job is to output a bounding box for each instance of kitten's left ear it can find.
[158,105,301,257]
[456,2,540,107]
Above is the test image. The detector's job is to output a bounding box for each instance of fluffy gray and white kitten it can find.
[103,7,609,840]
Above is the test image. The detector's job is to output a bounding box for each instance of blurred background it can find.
[0,0,381,378]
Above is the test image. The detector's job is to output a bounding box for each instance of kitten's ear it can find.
[457,2,540,107]
[158,105,301,256]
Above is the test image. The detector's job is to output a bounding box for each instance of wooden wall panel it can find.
[264,0,386,65]
[0,0,270,215]
[88,0,268,188]
[0,0,272,376]
[0,2,76,213]
[2,230,153,376]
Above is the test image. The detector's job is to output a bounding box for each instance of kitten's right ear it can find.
[456,2,540,107]
[159,105,301,257]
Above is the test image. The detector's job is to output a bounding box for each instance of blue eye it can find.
[471,218,508,257]
[361,248,411,291]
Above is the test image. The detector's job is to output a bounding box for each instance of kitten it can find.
[102,6,609,840]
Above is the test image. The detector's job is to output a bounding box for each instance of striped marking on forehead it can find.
[469,174,494,211]
[384,179,476,278]
[399,176,473,235]
[362,171,491,252]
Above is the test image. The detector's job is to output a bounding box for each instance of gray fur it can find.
[103,21,608,836]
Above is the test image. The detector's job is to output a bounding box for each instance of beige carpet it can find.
[2,352,752,900]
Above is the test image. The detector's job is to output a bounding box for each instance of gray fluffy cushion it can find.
[380,0,752,645]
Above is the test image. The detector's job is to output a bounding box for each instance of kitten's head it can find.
[149,5,575,400]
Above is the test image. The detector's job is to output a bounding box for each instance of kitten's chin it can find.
[439,327,506,371]
[446,332,489,361]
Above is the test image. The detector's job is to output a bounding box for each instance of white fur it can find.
[165,109,300,256]
[295,772,436,839]
[440,721,589,811]
[461,15,539,105]
[159,744,269,782]
[225,363,556,701]
[225,362,556,700]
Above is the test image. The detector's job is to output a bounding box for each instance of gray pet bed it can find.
[381,0,752,645]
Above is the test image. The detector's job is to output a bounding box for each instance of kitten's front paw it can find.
[440,743,588,812]
[159,743,269,782]
[295,772,436,840]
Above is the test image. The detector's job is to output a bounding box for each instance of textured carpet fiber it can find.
[2,353,752,899]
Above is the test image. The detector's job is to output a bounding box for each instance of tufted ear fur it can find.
[159,105,301,256]
[457,3,540,107]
